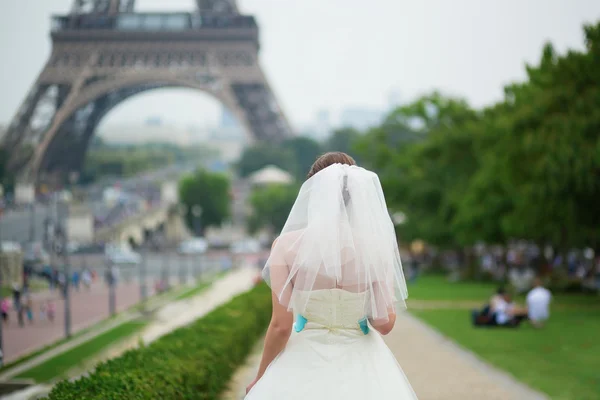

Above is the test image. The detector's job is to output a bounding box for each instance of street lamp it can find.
[191,205,202,237]
[0,199,5,367]
[57,190,72,338]
[177,204,188,284]
[191,205,203,279]
[139,232,149,310]
[29,201,35,244]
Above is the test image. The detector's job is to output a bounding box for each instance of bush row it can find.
[47,283,272,400]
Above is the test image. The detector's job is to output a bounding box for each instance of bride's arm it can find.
[369,281,397,335]
[248,239,293,392]
[252,292,293,382]
[370,309,396,335]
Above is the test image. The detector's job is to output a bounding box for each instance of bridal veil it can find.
[262,163,408,324]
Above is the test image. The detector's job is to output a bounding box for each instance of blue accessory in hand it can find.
[358,318,370,335]
[294,315,307,332]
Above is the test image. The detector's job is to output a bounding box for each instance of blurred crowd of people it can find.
[476,244,600,292]
[2,266,98,328]
[2,283,55,327]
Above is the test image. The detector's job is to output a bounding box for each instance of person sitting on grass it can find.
[494,292,528,327]
[473,287,506,326]
[526,277,552,328]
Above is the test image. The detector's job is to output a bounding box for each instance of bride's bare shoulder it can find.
[272,229,304,248]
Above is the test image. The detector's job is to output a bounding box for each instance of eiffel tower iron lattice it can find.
[2,0,292,184]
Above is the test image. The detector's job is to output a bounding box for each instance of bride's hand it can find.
[246,377,259,395]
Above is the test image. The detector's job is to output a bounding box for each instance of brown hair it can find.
[306,152,356,180]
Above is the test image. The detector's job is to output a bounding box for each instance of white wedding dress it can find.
[245,289,418,399]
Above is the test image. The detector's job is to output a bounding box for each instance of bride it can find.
[245,152,418,399]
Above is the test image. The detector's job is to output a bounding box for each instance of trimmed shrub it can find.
[47,283,272,399]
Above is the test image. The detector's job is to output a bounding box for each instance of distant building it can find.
[145,116,163,126]
[97,122,245,163]
[339,107,384,131]
[387,89,402,111]
[98,122,207,145]
[220,107,239,128]
[215,107,244,140]
[314,109,331,140]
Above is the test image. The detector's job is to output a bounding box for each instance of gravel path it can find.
[385,312,548,400]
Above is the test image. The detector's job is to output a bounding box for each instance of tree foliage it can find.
[178,169,231,234]
[247,184,299,235]
[235,143,296,179]
[357,22,600,254]
[0,146,14,195]
[81,142,218,184]
[281,137,322,180]
[323,128,363,163]
[236,132,364,181]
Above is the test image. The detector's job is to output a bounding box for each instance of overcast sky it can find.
[1,0,599,130]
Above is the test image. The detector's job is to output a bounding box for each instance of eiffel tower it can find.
[2,0,293,184]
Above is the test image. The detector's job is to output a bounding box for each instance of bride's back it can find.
[264,161,408,325]
[292,288,368,329]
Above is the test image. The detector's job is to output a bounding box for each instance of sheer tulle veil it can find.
[262,163,408,324]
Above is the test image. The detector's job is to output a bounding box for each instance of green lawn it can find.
[408,275,497,301]
[409,275,600,400]
[15,320,147,383]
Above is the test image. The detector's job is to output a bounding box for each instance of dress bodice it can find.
[292,289,368,330]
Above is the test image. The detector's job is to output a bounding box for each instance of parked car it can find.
[105,243,141,265]
[230,239,261,254]
[23,242,50,266]
[178,238,208,255]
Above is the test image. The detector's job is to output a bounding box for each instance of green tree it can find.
[359,22,600,262]
[0,146,12,194]
[359,94,481,248]
[179,169,231,235]
[324,128,362,162]
[247,184,299,235]
[282,137,322,180]
[236,143,296,178]
[490,27,600,254]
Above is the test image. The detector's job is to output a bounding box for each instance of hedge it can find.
[47,283,272,400]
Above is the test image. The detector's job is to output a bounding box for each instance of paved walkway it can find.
[100,265,257,360]
[2,281,159,363]
[2,252,241,363]
[56,266,258,381]
[224,312,549,400]
[1,267,258,400]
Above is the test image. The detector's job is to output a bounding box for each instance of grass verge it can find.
[409,275,600,400]
[0,275,220,375]
[14,320,148,383]
[46,284,272,399]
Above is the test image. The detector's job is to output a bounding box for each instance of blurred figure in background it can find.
[25,294,34,324]
[473,287,506,326]
[508,264,534,294]
[72,270,81,291]
[46,300,55,322]
[494,292,528,327]
[408,251,420,284]
[526,277,552,328]
[39,301,47,321]
[11,283,21,313]
[82,268,92,290]
[1,297,10,324]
